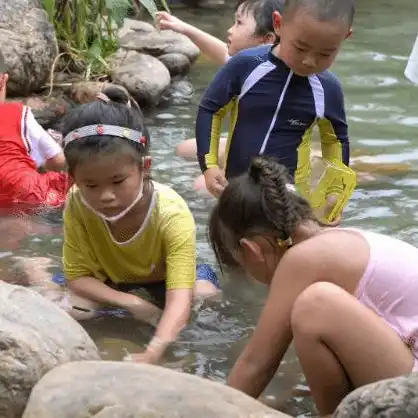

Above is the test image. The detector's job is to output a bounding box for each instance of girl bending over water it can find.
[208,156,418,415]
[59,86,219,364]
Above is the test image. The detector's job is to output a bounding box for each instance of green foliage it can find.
[42,0,170,79]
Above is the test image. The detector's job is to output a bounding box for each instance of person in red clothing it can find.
[0,50,71,213]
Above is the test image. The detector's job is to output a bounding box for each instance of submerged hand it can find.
[124,336,167,364]
[126,350,160,364]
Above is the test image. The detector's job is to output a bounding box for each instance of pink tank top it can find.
[352,228,418,364]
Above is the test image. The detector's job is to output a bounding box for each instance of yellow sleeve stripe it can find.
[205,100,235,169]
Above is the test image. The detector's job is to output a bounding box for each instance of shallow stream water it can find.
[1,2,418,415]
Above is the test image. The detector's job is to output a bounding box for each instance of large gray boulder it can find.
[334,373,418,417]
[0,281,100,418]
[111,49,171,107]
[0,0,58,96]
[118,19,200,64]
[23,361,292,418]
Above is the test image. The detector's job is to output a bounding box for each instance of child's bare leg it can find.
[67,292,102,321]
[193,174,211,195]
[193,280,219,299]
[291,282,414,416]
[176,137,227,161]
[193,264,221,299]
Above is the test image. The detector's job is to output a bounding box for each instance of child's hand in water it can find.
[155,12,189,34]
[124,336,167,364]
[204,167,228,198]
[127,350,160,364]
[122,295,162,327]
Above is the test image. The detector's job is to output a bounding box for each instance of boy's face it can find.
[227,5,267,56]
[273,10,351,76]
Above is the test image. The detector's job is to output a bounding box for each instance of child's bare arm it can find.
[156,11,229,65]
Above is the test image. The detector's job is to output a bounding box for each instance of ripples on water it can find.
[1,1,418,416]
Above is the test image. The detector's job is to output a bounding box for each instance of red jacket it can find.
[0,102,71,213]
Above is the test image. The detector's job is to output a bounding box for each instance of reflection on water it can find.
[1,1,418,416]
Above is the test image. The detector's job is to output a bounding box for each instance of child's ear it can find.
[239,238,265,263]
[345,27,353,39]
[272,11,282,36]
[264,32,277,45]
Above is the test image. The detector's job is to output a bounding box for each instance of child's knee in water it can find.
[194,263,221,298]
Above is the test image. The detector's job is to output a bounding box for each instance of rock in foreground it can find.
[334,372,418,417]
[0,282,100,418]
[23,361,292,418]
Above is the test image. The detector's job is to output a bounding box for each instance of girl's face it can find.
[73,153,146,219]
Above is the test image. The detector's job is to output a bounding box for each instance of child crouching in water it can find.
[156,0,284,170]
[208,156,418,415]
[60,86,220,364]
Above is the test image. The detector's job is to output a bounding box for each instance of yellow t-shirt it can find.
[63,182,196,290]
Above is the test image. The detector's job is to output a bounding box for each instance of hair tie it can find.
[97,92,110,103]
[286,183,296,192]
[277,236,293,248]
[127,99,131,108]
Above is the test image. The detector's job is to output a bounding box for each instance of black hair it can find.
[235,0,285,37]
[61,85,150,176]
[283,0,355,27]
[208,156,314,267]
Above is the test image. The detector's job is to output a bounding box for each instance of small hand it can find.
[204,166,228,198]
[126,350,160,364]
[324,194,342,227]
[316,195,342,227]
[155,12,189,34]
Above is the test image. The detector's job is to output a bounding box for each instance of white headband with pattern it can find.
[63,124,147,148]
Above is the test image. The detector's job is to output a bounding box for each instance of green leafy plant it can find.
[42,0,170,80]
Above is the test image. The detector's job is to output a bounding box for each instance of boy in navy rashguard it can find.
[196,0,353,199]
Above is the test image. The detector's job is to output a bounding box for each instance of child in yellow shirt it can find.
[59,86,219,364]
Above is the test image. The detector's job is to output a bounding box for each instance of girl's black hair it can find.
[208,156,314,267]
[61,85,150,176]
[236,0,285,37]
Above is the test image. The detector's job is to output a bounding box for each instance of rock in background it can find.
[110,19,199,107]
[110,49,171,108]
[333,373,418,418]
[0,281,100,418]
[23,361,292,418]
[0,0,58,96]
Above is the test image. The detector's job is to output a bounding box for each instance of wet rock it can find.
[119,25,200,63]
[111,50,170,108]
[0,281,100,418]
[333,373,418,417]
[170,78,195,98]
[0,0,58,96]
[159,53,191,77]
[118,19,155,38]
[69,81,112,104]
[7,94,73,129]
[162,78,195,105]
[23,361,291,418]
